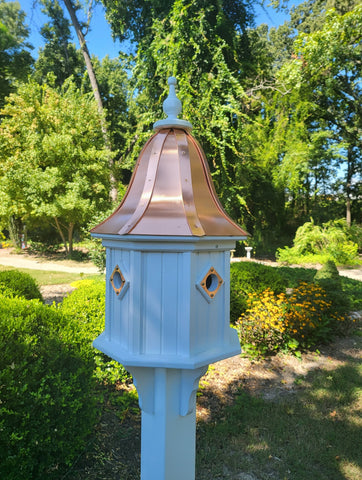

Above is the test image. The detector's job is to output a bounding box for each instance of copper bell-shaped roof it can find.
[92,77,248,237]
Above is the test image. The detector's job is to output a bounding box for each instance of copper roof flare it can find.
[92,77,248,238]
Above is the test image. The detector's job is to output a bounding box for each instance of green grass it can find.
[196,353,362,480]
[0,265,101,285]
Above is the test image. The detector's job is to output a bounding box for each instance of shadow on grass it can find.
[64,385,141,480]
[196,358,361,480]
[63,336,361,480]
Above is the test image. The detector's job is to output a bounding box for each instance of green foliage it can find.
[0,269,43,301]
[277,219,360,265]
[27,240,62,255]
[274,5,362,224]
[33,0,85,87]
[349,222,362,251]
[87,239,106,273]
[236,281,353,358]
[85,207,119,274]
[278,263,361,311]
[230,261,286,323]
[0,295,98,479]
[340,276,362,311]
[314,260,340,283]
[314,260,351,314]
[0,0,33,107]
[102,0,254,45]
[277,265,317,286]
[60,279,129,384]
[0,282,14,297]
[89,56,130,168]
[0,77,111,254]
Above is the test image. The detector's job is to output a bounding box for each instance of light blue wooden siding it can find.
[141,251,191,357]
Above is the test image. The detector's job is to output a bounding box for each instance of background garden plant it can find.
[276,219,361,266]
[233,261,359,358]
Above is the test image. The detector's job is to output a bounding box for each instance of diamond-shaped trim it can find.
[200,267,223,299]
[110,265,126,296]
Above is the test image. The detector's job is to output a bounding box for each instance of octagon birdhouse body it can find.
[92,77,248,370]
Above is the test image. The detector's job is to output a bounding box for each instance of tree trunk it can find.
[346,194,351,227]
[67,222,74,255]
[346,147,353,227]
[63,0,103,114]
[54,217,69,254]
[62,0,118,202]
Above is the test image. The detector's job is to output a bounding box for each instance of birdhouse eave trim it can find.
[91,232,248,244]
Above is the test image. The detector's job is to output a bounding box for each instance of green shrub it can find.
[230,261,286,323]
[235,288,288,357]
[276,218,360,265]
[0,269,43,301]
[88,238,106,273]
[0,296,97,480]
[278,264,361,311]
[0,283,15,297]
[60,279,129,384]
[277,265,317,287]
[314,260,341,284]
[314,260,350,313]
[86,209,117,273]
[341,276,362,311]
[27,240,61,255]
[236,282,353,358]
[350,222,362,251]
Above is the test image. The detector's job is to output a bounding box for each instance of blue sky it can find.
[20,1,301,60]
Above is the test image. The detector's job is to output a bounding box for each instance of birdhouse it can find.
[91,77,248,370]
[91,77,249,480]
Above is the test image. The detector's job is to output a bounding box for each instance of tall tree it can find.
[86,54,131,185]
[101,0,254,45]
[0,78,111,254]
[273,4,362,225]
[0,0,33,107]
[62,0,104,113]
[54,0,118,201]
[290,0,360,33]
[34,0,85,87]
[120,0,288,253]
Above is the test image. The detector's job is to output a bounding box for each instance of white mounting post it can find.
[127,366,208,480]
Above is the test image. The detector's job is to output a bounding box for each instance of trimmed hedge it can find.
[230,261,287,323]
[276,265,317,287]
[314,260,351,313]
[0,269,43,301]
[0,296,98,479]
[60,279,129,384]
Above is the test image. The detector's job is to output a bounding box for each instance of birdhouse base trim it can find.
[93,332,241,370]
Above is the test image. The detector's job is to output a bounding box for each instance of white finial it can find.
[153,77,193,131]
